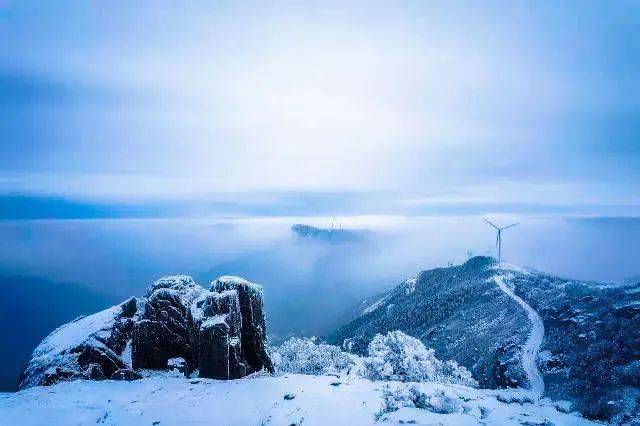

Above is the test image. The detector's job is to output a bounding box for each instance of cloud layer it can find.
[1,1,639,207]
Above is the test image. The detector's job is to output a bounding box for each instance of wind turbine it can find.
[484,219,519,262]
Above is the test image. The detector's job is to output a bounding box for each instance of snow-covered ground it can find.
[493,273,545,399]
[0,373,596,425]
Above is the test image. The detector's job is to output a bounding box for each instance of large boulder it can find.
[211,276,274,373]
[19,275,274,389]
[133,274,274,379]
[132,276,206,373]
[189,289,246,379]
[18,297,141,389]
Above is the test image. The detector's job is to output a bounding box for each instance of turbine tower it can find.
[484,219,519,262]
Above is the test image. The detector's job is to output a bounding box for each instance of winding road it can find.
[494,274,545,399]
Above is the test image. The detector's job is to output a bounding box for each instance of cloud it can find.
[0,0,638,207]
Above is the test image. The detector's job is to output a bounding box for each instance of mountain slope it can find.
[331,257,530,389]
[330,256,640,422]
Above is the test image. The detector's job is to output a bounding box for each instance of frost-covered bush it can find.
[375,384,466,421]
[272,337,358,375]
[375,384,419,420]
[363,331,477,387]
[272,331,477,387]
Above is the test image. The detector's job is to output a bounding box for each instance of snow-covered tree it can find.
[272,337,358,375]
[363,331,477,387]
[272,331,476,388]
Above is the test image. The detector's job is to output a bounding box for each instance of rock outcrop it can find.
[211,276,274,374]
[132,275,204,372]
[19,275,273,389]
[189,288,245,379]
[18,297,141,389]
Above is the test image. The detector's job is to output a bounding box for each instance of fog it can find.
[2,215,639,333]
[1,214,639,390]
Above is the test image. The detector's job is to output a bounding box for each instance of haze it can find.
[1,0,640,391]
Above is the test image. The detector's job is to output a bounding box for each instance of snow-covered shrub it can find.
[375,384,465,421]
[272,332,476,387]
[272,337,358,375]
[363,331,477,387]
[375,384,418,420]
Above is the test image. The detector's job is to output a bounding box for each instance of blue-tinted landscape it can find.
[2,1,640,424]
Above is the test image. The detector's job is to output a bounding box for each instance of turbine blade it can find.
[484,218,499,230]
[501,223,519,230]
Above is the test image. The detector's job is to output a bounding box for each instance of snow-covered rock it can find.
[132,277,205,371]
[189,289,245,379]
[143,275,204,303]
[19,275,274,389]
[211,275,274,374]
[18,297,141,389]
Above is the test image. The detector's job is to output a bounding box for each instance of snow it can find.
[32,306,120,360]
[0,374,596,425]
[272,337,357,376]
[189,294,207,322]
[492,262,532,276]
[538,350,553,363]
[200,314,228,329]
[363,331,476,387]
[274,332,475,388]
[20,305,124,389]
[216,275,252,285]
[213,275,263,295]
[121,340,132,368]
[402,278,417,295]
[492,273,545,399]
[211,289,238,300]
[363,278,416,315]
[363,293,391,315]
[189,290,237,323]
[146,275,204,304]
[614,300,640,308]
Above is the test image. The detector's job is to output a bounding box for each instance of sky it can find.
[1,0,639,212]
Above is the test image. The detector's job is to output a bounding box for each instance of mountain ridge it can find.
[331,256,640,422]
